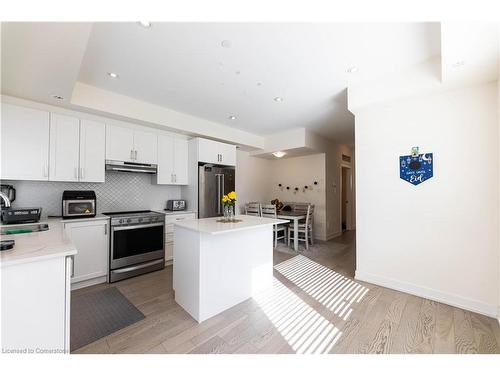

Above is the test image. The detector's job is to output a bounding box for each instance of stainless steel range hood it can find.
[105,160,157,174]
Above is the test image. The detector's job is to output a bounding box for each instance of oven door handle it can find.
[112,223,164,231]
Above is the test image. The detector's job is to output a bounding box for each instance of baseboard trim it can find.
[71,275,107,291]
[355,270,497,318]
[326,231,342,241]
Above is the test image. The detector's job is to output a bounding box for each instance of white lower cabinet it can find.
[63,219,109,289]
[165,213,196,262]
[1,255,73,353]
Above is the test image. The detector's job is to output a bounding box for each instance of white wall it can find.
[235,150,273,214]
[237,149,353,241]
[355,82,499,317]
[267,154,327,240]
[497,32,500,323]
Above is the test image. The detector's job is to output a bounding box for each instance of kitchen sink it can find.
[0,223,49,235]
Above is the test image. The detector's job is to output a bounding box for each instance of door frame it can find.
[339,163,353,232]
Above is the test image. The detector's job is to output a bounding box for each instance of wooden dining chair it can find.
[292,203,314,243]
[245,202,261,217]
[261,204,287,248]
[287,204,314,250]
[293,203,311,213]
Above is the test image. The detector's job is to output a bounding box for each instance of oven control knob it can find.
[138,218,143,223]
[119,219,124,224]
[127,218,132,223]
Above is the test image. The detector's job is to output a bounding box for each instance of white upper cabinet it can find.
[79,120,105,183]
[198,138,219,164]
[173,137,189,184]
[197,138,236,166]
[106,124,157,164]
[156,133,175,184]
[49,115,105,183]
[1,104,105,182]
[156,133,188,185]
[1,103,50,181]
[217,142,236,166]
[49,113,80,182]
[106,124,135,162]
[133,129,158,164]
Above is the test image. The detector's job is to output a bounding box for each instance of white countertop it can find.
[174,215,288,235]
[1,218,77,267]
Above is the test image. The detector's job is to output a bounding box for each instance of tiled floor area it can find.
[73,231,500,354]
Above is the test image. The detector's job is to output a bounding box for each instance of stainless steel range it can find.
[103,210,165,283]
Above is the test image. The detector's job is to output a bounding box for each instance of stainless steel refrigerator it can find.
[198,164,235,218]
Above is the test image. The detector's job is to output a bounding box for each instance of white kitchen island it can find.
[173,214,287,323]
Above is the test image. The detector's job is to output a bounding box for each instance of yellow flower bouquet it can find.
[222,191,237,207]
[221,191,237,221]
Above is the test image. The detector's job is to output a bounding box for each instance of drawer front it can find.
[165,213,196,224]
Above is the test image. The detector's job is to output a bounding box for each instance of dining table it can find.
[276,211,307,251]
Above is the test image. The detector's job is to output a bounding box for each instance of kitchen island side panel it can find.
[198,226,273,322]
[172,226,201,320]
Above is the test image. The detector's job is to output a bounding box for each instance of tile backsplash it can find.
[2,171,182,217]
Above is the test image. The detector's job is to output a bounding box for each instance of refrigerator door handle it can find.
[221,174,225,200]
[216,174,221,215]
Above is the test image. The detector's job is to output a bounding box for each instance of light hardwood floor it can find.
[73,231,500,354]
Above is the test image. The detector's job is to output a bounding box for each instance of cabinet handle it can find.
[74,167,78,179]
[80,167,85,180]
[134,150,138,160]
[220,154,223,162]
[69,255,75,278]
[130,149,134,160]
[104,223,107,235]
[174,174,177,183]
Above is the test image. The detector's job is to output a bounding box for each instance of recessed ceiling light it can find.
[228,115,236,120]
[221,40,231,48]
[272,151,286,158]
[274,97,283,102]
[138,21,152,28]
[51,94,64,100]
[107,72,119,78]
[452,60,465,68]
[346,66,359,73]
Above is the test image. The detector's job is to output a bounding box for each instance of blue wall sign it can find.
[399,153,433,186]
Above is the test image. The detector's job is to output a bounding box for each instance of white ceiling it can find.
[2,22,441,145]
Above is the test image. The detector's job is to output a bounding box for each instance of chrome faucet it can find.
[0,192,11,208]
